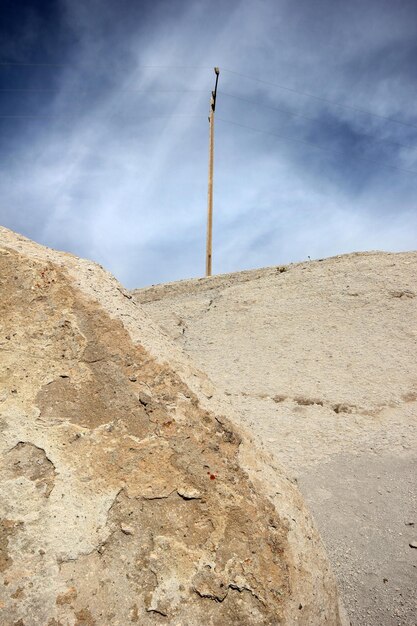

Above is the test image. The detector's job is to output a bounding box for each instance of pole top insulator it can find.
[214,67,220,75]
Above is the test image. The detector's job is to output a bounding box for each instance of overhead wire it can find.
[0,62,212,69]
[0,61,68,67]
[0,88,206,93]
[221,68,417,132]
[219,90,416,151]
[0,82,413,151]
[0,113,205,119]
[0,62,416,176]
[217,117,417,177]
[2,60,416,130]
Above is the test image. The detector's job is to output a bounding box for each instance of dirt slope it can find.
[0,227,344,626]
[133,251,417,626]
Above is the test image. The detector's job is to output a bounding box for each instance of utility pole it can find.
[206,67,220,277]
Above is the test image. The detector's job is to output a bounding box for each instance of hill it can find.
[133,251,417,626]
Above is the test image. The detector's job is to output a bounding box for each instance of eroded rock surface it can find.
[0,227,343,625]
[133,252,417,626]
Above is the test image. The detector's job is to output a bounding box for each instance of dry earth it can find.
[0,227,345,626]
[133,251,417,626]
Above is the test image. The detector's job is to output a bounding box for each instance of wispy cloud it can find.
[0,0,416,287]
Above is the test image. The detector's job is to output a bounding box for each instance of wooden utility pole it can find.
[206,67,220,277]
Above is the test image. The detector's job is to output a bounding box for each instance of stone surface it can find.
[133,251,417,626]
[0,227,344,625]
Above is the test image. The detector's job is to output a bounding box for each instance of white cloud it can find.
[0,0,416,287]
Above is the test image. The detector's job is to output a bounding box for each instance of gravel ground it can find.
[300,452,417,625]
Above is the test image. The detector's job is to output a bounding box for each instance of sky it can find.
[0,0,416,288]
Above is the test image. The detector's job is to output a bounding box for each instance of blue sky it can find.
[1,0,416,287]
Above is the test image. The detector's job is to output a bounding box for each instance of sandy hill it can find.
[0,227,344,626]
[133,251,417,626]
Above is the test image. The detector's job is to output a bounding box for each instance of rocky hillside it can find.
[0,227,344,626]
[133,252,417,626]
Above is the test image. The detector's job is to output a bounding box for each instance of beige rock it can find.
[0,227,344,625]
[133,251,417,626]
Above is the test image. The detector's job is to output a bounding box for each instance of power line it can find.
[0,88,205,93]
[0,61,67,67]
[2,60,416,132]
[222,68,417,132]
[221,89,310,120]
[219,90,416,152]
[135,65,213,69]
[0,62,415,177]
[1,109,415,177]
[0,62,212,69]
[0,113,205,119]
[0,80,414,150]
[2,82,413,149]
[217,117,417,177]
